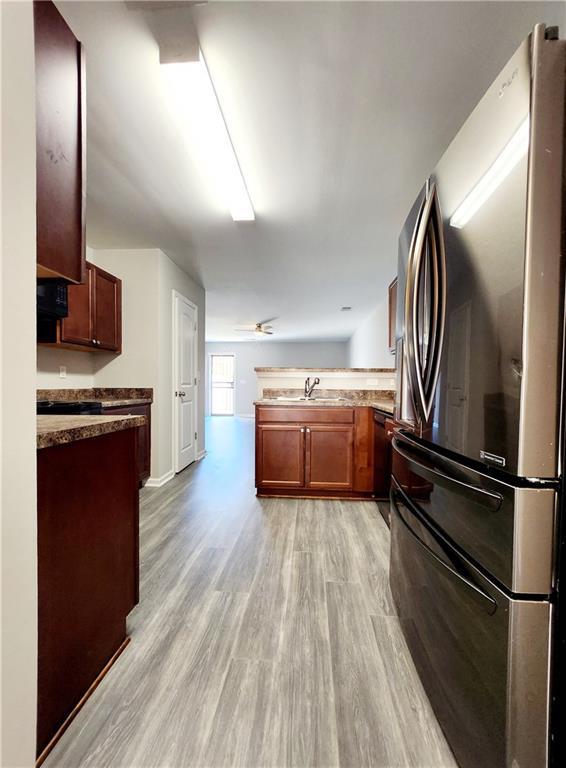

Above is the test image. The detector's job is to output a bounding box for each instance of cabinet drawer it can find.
[256,406,354,424]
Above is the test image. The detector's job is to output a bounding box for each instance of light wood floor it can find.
[45,416,456,768]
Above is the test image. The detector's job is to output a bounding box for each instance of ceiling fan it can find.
[234,319,276,337]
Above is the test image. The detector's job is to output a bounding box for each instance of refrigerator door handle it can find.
[409,182,447,424]
[391,485,498,614]
[404,196,427,421]
[392,436,502,511]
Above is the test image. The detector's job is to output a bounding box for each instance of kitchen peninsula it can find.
[254,367,397,498]
[36,408,144,763]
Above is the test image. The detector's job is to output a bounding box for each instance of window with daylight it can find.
[210,355,235,415]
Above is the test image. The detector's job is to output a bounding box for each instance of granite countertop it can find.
[254,367,395,373]
[255,398,395,415]
[100,398,152,407]
[37,388,153,407]
[37,414,146,449]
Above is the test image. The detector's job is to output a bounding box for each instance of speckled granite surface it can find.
[255,367,395,373]
[37,414,146,449]
[263,388,395,402]
[37,387,153,406]
[255,398,395,415]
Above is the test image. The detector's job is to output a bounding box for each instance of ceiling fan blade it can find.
[259,317,277,326]
[263,330,274,335]
[234,328,254,332]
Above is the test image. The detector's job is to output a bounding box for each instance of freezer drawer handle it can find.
[392,436,502,511]
[391,487,497,615]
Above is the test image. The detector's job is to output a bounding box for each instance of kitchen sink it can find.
[275,396,348,402]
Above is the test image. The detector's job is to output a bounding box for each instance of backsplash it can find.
[262,388,395,402]
[37,387,153,402]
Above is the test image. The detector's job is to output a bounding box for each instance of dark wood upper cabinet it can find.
[94,267,121,352]
[41,262,122,353]
[34,0,86,284]
[59,262,94,346]
[388,277,398,354]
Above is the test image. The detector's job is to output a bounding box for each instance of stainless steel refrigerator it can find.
[390,24,565,768]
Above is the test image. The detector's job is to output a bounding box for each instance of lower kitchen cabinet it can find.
[255,405,372,498]
[102,403,151,483]
[37,427,139,760]
[305,424,354,490]
[256,424,305,488]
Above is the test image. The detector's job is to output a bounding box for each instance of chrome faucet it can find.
[304,377,320,398]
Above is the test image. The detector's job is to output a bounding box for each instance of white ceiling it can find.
[58,1,566,342]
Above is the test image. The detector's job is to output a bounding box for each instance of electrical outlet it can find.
[59,366,67,379]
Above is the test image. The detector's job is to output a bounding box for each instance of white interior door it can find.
[174,293,197,472]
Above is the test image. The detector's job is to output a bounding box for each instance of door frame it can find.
[172,290,199,473]
[209,353,236,416]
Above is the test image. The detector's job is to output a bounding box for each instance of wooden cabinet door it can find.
[94,266,122,352]
[102,404,151,483]
[256,425,305,488]
[60,262,94,347]
[305,425,354,491]
[34,0,86,284]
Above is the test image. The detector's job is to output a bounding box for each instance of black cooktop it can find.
[37,400,103,415]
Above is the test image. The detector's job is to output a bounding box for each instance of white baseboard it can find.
[145,469,175,488]
[197,449,207,460]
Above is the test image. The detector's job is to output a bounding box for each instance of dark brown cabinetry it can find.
[34,0,86,284]
[305,425,354,490]
[58,262,94,346]
[38,262,122,353]
[37,428,139,761]
[102,404,151,483]
[256,424,305,488]
[256,405,373,498]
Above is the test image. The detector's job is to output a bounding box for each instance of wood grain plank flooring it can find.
[44,416,456,768]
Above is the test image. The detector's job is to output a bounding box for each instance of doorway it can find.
[173,291,198,473]
[210,355,235,416]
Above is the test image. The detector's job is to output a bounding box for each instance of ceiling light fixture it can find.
[450,116,529,229]
[161,50,255,222]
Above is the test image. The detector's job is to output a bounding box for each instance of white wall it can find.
[205,341,348,416]
[89,248,205,482]
[347,299,394,369]
[37,346,95,389]
[1,1,38,764]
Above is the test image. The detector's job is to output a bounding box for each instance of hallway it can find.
[45,417,455,768]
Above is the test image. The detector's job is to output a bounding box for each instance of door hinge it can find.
[195,432,198,440]
[194,377,197,385]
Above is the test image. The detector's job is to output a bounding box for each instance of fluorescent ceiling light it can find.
[450,117,529,229]
[161,51,255,222]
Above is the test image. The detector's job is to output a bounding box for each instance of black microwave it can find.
[37,280,68,318]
